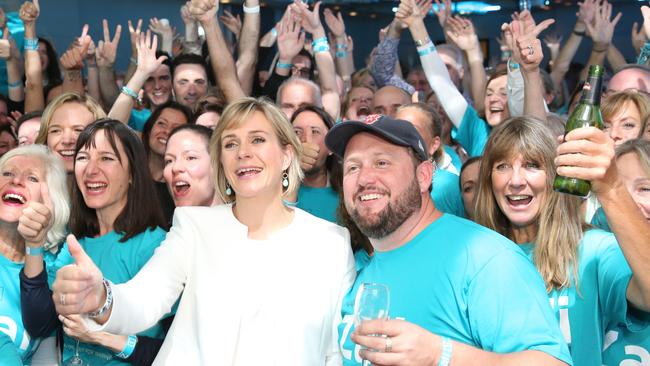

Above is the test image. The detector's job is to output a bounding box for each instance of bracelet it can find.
[243,4,260,13]
[336,43,347,50]
[271,28,278,37]
[121,86,140,101]
[24,38,39,51]
[311,36,328,47]
[115,335,138,359]
[438,337,453,366]
[313,43,330,53]
[276,61,292,69]
[25,246,44,256]
[637,42,650,65]
[129,57,138,65]
[417,43,436,57]
[88,278,113,318]
[335,50,347,58]
[572,29,586,37]
[415,37,431,47]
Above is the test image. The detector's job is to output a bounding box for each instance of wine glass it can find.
[64,340,86,366]
[354,283,390,365]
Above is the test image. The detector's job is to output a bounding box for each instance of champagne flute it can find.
[354,283,390,365]
[64,340,86,366]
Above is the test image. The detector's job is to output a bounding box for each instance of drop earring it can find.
[282,171,289,188]
[225,182,233,196]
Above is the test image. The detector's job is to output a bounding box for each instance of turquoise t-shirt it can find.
[338,214,571,365]
[431,168,465,218]
[590,207,611,232]
[297,185,339,223]
[48,228,167,366]
[456,105,490,158]
[0,255,38,364]
[353,249,371,274]
[128,108,152,132]
[602,326,650,365]
[0,332,21,366]
[519,229,648,366]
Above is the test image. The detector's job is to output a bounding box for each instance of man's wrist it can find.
[574,20,586,33]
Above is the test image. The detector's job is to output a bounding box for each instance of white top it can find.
[87,205,355,365]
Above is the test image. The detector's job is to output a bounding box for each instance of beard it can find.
[348,177,422,239]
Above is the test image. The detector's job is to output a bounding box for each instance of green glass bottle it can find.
[553,64,604,197]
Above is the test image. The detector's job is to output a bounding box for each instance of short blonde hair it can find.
[616,139,650,176]
[0,145,69,249]
[602,91,650,138]
[210,97,303,203]
[35,93,106,145]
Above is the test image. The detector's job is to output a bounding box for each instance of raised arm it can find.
[96,20,122,107]
[19,0,44,112]
[236,0,261,96]
[556,127,650,313]
[274,9,305,79]
[1,23,24,105]
[109,31,168,125]
[580,0,620,81]
[60,25,91,95]
[291,0,340,120]
[149,18,174,56]
[399,0,467,127]
[85,40,102,106]
[181,2,202,55]
[191,0,246,102]
[446,16,486,113]
[324,9,354,91]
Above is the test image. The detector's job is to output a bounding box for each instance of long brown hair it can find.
[474,117,584,291]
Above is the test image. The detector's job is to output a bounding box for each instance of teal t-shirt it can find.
[338,214,571,365]
[128,108,152,132]
[0,332,21,366]
[0,255,38,364]
[602,326,650,365]
[519,229,648,366]
[443,145,463,172]
[48,228,167,366]
[456,105,490,157]
[296,185,339,223]
[590,207,611,232]
[431,168,465,218]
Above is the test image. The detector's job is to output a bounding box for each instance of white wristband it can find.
[243,4,260,13]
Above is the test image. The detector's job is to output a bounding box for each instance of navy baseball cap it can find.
[325,114,429,161]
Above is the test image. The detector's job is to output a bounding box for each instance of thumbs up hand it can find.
[18,183,53,248]
[52,235,106,317]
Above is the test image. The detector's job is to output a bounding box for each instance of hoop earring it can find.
[282,171,289,188]
[225,182,233,196]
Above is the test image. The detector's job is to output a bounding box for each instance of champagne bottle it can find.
[553,64,604,197]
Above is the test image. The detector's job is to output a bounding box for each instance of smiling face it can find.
[46,102,96,173]
[143,64,172,107]
[74,130,130,222]
[342,132,423,239]
[0,155,46,223]
[484,75,510,126]
[604,100,643,146]
[345,87,374,121]
[148,108,188,157]
[617,152,650,223]
[219,111,291,200]
[163,130,215,207]
[292,110,330,176]
[173,64,208,108]
[491,154,547,230]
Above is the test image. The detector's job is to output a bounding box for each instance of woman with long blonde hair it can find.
[474,117,650,365]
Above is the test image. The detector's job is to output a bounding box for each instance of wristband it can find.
[417,43,436,57]
[25,246,44,256]
[311,36,328,47]
[276,61,292,69]
[572,29,586,37]
[283,199,298,207]
[335,50,347,58]
[243,4,260,13]
[637,42,650,65]
[313,43,330,53]
[115,335,138,359]
[438,337,453,366]
[24,38,39,51]
[271,28,278,37]
[414,37,431,47]
[88,278,113,318]
[336,43,347,50]
[121,86,140,101]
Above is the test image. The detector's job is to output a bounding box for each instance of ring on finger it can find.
[385,336,393,353]
[60,293,66,306]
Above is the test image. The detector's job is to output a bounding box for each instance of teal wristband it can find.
[115,335,137,359]
[438,337,452,366]
[417,43,436,57]
[335,43,347,50]
[24,38,39,51]
[7,80,22,88]
[335,50,347,58]
[271,28,278,37]
[311,36,327,46]
[25,246,44,256]
[276,62,292,69]
[121,86,139,101]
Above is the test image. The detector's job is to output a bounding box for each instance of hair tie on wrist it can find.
[243,4,260,13]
